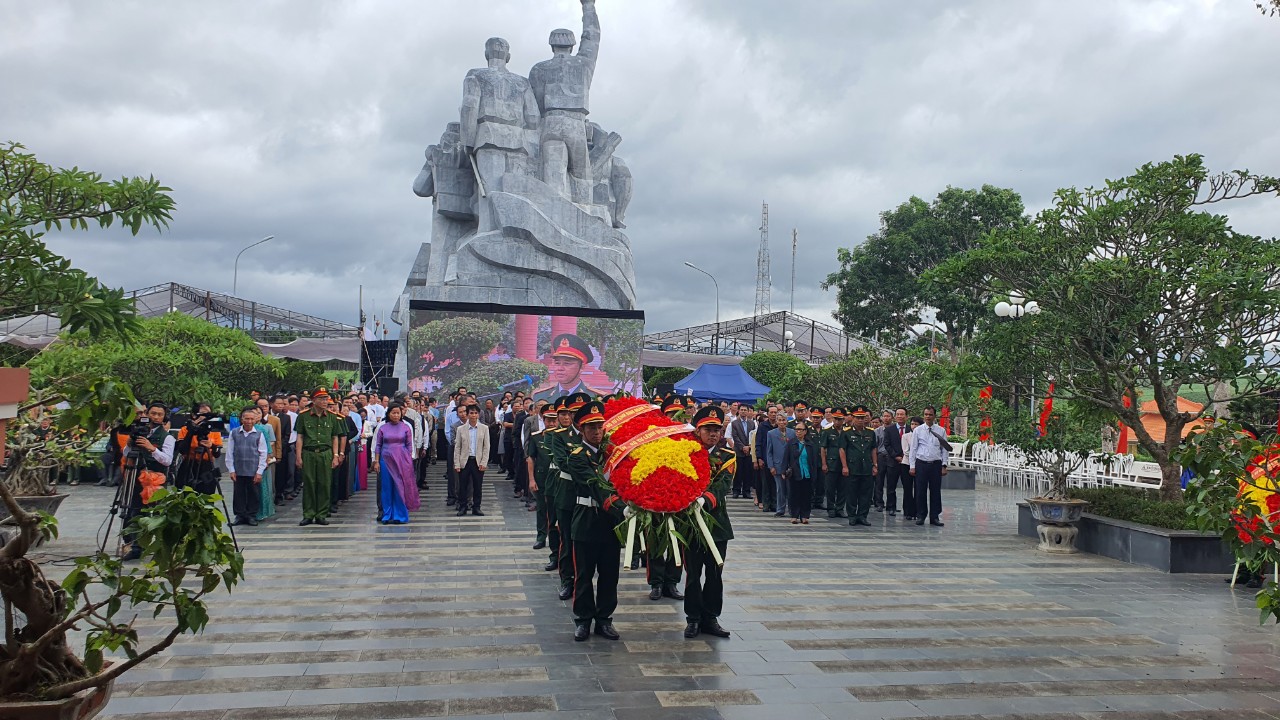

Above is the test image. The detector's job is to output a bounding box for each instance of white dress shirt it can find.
[224,426,268,476]
[909,422,950,469]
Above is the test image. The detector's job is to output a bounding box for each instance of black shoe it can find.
[827,512,838,518]
[299,518,312,526]
[915,518,925,525]
[594,620,620,641]
[230,518,243,527]
[849,519,858,526]
[533,540,546,550]
[683,621,700,638]
[446,498,455,506]
[456,508,467,517]
[701,618,731,638]
[773,511,785,517]
[330,505,339,514]
[558,585,573,601]
[662,584,684,600]
[857,519,873,526]
[247,518,259,526]
[574,623,590,642]
[472,510,484,516]
[316,518,329,525]
[544,561,558,571]
[874,506,883,512]
[649,586,662,601]
[630,557,641,570]
[122,547,142,561]
[731,493,741,499]
[888,510,897,516]
[930,519,945,527]
[837,512,849,518]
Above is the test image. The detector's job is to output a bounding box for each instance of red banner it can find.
[1037,382,1055,436]
[978,385,993,443]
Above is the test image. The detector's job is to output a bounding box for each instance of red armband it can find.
[701,491,717,510]
[604,495,619,511]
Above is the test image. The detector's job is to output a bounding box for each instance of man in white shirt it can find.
[908,406,951,527]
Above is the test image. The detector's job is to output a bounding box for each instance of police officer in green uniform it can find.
[294,388,344,526]
[819,408,849,518]
[684,405,734,639]
[844,405,879,527]
[565,400,625,641]
[527,401,560,559]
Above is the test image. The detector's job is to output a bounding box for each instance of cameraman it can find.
[113,402,175,561]
[175,402,224,494]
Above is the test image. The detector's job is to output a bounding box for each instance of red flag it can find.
[978,385,993,443]
[1117,394,1132,454]
[332,377,339,392]
[1037,382,1055,436]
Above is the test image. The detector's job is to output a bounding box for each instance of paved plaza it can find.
[42,472,1280,720]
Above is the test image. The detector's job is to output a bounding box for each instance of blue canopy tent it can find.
[674,363,771,404]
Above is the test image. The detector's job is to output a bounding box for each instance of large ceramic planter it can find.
[0,493,69,547]
[0,666,116,720]
[1026,497,1089,554]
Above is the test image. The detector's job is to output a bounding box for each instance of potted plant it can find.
[1176,420,1280,623]
[1001,409,1100,553]
[0,477,243,719]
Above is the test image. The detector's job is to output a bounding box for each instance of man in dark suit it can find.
[754,406,776,512]
[882,407,914,518]
[729,406,755,499]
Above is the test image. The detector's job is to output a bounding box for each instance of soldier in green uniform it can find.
[844,405,879,527]
[819,408,849,518]
[548,393,590,600]
[565,400,625,641]
[541,397,572,598]
[528,401,560,562]
[294,388,344,526]
[684,405,734,639]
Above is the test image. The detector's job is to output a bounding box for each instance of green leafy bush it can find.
[739,351,810,398]
[644,366,692,390]
[1067,486,1195,530]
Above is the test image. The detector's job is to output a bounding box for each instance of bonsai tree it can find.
[995,406,1101,500]
[1176,420,1280,624]
[0,482,243,702]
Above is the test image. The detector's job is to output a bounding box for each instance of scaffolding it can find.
[642,311,889,366]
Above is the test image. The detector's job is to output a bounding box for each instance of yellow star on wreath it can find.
[627,437,701,485]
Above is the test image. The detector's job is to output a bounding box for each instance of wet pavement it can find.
[36,468,1280,719]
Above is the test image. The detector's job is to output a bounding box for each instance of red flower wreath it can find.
[603,397,710,513]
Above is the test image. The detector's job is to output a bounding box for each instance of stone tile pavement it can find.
[31,468,1280,719]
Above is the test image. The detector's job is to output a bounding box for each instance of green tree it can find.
[792,348,954,414]
[739,351,810,399]
[0,141,174,347]
[643,366,692,391]
[28,313,317,411]
[406,316,503,390]
[935,155,1280,499]
[822,185,1026,361]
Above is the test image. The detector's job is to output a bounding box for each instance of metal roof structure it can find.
[1,282,357,349]
[642,311,889,368]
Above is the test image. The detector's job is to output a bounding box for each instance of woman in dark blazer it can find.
[783,422,821,524]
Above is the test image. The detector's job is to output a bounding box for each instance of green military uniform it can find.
[819,418,849,518]
[528,408,559,565]
[295,405,344,522]
[685,406,734,638]
[566,401,624,640]
[844,406,878,526]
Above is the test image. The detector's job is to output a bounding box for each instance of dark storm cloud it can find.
[3,0,1278,335]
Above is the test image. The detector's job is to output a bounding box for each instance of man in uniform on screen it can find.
[533,333,601,403]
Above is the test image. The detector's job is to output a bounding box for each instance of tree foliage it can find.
[790,348,954,414]
[28,313,322,412]
[643,366,692,391]
[935,155,1280,499]
[823,185,1026,360]
[407,316,503,390]
[0,142,174,346]
[739,351,810,399]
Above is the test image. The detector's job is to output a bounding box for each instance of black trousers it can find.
[458,457,483,510]
[850,473,874,521]
[758,465,775,510]
[824,468,848,516]
[572,539,620,623]
[556,502,575,587]
[914,460,943,521]
[445,441,457,500]
[885,463,914,516]
[732,454,752,496]
[873,454,887,508]
[232,474,260,520]
[646,545,680,588]
[684,540,728,623]
[415,451,429,488]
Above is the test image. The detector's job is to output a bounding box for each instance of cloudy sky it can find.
[5,0,1279,337]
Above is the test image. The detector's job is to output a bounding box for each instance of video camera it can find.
[185,412,226,440]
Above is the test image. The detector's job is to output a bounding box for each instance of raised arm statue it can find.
[528,0,600,204]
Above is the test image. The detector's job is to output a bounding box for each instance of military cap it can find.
[662,394,684,414]
[681,396,695,408]
[692,405,726,428]
[574,400,606,426]
[810,407,826,418]
[549,333,592,365]
[793,400,808,410]
[566,392,591,410]
[851,404,871,418]
[542,402,560,417]
[830,407,846,419]
[313,388,329,399]
[554,397,571,413]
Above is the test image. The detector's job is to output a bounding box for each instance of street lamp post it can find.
[994,292,1041,414]
[683,261,720,352]
[233,235,275,296]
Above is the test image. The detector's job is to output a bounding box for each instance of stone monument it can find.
[393,0,637,345]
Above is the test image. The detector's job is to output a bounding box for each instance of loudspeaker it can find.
[654,383,675,398]
[377,378,400,397]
